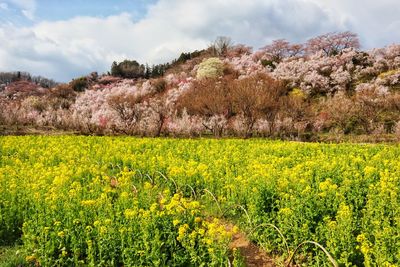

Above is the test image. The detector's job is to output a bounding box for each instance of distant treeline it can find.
[0,71,58,89]
[110,50,204,79]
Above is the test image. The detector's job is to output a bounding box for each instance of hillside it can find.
[1,32,399,140]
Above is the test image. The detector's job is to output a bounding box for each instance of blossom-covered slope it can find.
[1,32,399,139]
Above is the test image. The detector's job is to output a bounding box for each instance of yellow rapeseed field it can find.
[0,136,399,266]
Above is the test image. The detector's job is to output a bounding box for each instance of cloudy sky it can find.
[0,0,399,82]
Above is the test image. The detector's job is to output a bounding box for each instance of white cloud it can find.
[0,2,9,10]
[0,0,398,82]
[8,0,36,20]
[306,0,400,47]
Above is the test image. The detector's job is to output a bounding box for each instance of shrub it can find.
[261,59,274,68]
[230,74,286,137]
[70,77,88,92]
[395,121,400,138]
[177,78,232,136]
[196,58,224,79]
[152,78,167,93]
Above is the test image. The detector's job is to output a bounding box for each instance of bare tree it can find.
[211,36,233,57]
[148,95,170,137]
[231,74,286,137]
[178,78,233,137]
[107,94,144,134]
[226,44,253,58]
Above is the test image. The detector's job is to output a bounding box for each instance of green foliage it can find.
[0,246,26,267]
[261,59,275,68]
[173,50,203,65]
[149,63,169,78]
[69,77,88,92]
[111,60,172,79]
[232,248,246,267]
[111,60,146,79]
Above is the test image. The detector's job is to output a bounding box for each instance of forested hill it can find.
[1,32,399,140]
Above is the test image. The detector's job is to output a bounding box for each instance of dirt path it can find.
[227,224,276,267]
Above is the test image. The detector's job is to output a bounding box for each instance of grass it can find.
[1,124,399,144]
[0,125,78,136]
[0,246,26,267]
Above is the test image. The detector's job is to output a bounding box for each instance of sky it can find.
[0,0,399,82]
